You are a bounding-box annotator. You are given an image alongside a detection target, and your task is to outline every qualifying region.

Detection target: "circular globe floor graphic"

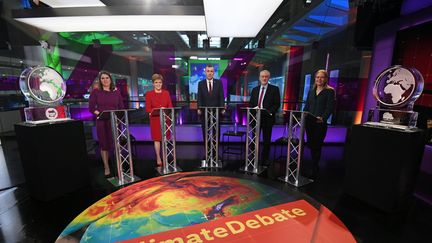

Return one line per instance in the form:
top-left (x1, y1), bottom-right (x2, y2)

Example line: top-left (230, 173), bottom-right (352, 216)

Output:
top-left (56, 172), bottom-right (355, 243)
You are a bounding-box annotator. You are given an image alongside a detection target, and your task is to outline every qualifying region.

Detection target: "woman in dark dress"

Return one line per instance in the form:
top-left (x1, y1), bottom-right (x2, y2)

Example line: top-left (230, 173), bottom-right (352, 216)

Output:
top-left (304, 69), bottom-right (336, 179)
top-left (89, 71), bottom-right (124, 177)
top-left (145, 74), bottom-right (173, 167)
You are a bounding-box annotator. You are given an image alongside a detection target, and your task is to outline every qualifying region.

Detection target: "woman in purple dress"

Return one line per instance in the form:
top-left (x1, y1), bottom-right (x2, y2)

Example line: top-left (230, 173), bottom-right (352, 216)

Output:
top-left (89, 71), bottom-right (124, 177)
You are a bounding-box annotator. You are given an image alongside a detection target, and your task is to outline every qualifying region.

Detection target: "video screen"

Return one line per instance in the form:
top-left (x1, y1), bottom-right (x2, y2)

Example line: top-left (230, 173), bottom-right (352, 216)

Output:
top-left (138, 78), bottom-right (153, 97)
top-left (188, 60), bottom-right (228, 101)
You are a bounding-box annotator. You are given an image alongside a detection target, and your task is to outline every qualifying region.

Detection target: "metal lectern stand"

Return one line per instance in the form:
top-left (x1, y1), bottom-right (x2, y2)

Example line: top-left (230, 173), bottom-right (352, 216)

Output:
top-left (99, 109), bottom-right (139, 186)
top-left (279, 110), bottom-right (314, 187)
top-left (153, 107), bottom-right (181, 175)
top-left (240, 107), bottom-right (265, 174)
top-left (200, 107), bottom-right (223, 168)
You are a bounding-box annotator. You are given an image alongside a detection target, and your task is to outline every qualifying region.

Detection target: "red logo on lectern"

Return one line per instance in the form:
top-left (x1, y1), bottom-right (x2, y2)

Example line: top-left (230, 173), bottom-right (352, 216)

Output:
top-left (45, 108), bottom-right (58, 119)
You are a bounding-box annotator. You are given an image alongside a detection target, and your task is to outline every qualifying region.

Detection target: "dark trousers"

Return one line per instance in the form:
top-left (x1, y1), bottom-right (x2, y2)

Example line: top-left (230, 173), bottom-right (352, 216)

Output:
top-left (305, 117), bottom-right (328, 170)
top-left (261, 124), bottom-right (273, 163)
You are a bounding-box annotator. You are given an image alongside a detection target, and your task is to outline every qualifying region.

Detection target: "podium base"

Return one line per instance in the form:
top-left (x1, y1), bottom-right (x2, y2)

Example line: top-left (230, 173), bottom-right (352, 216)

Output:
top-left (200, 160), bottom-right (222, 169)
top-left (156, 166), bottom-right (182, 175)
top-left (107, 175), bottom-right (141, 187)
top-left (278, 175), bottom-right (313, 187)
top-left (240, 165), bottom-right (266, 174)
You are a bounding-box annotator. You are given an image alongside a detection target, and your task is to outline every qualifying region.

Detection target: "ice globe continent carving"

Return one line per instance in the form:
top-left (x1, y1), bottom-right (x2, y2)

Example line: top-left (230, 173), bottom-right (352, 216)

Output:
top-left (383, 68), bottom-right (415, 104)
top-left (20, 66), bottom-right (66, 105)
top-left (373, 66), bottom-right (423, 108)
top-left (38, 69), bottom-right (64, 101)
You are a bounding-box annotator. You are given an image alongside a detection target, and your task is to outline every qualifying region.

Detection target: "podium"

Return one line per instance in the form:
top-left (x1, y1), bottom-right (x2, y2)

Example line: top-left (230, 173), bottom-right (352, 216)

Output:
top-left (153, 107), bottom-right (181, 175)
top-left (200, 107), bottom-right (223, 168)
top-left (99, 109), bottom-right (139, 186)
top-left (14, 120), bottom-right (89, 201)
top-left (279, 110), bottom-right (315, 187)
top-left (344, 125), bottom-right (425, 212)
top-left (240, 107), bottom-right (265, 174)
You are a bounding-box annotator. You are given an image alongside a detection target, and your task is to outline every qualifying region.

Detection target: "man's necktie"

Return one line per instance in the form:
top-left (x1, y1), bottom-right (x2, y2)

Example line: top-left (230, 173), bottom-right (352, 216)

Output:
top-left (209, 81), bottom-right (213, 95)
top-left (258, 87), bottom-right (265, 108)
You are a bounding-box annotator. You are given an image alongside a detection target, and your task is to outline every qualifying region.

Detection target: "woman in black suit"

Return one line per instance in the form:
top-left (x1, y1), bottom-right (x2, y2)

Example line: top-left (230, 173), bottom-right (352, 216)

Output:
top-left (304, 69), bottom-right (335, 179)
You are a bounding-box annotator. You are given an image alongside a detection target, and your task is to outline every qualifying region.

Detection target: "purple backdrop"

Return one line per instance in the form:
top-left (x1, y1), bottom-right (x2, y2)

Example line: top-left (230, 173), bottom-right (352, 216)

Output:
top-left (362, 4), bottom-right (432, 122)
top-left (92, 124), bottom-right (347, 143)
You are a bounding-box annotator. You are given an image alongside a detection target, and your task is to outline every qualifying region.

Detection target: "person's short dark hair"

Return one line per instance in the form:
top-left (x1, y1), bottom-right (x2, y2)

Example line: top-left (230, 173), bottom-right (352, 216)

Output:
top-left (98, 71), bottom-right (116, 91)
top-left (205, 64), bottom-right (214, 69)
top-left (151, 73), bottom-right (164, 83)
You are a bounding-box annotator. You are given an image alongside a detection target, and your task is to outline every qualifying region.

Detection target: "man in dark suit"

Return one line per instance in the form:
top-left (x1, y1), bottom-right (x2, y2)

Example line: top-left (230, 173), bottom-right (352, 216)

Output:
top-left (197, 64), bottom-right (225, 149)
top-left (197, 64), bottom-right (225, 109)
top-left (249, 70), bottom-right (281, 166)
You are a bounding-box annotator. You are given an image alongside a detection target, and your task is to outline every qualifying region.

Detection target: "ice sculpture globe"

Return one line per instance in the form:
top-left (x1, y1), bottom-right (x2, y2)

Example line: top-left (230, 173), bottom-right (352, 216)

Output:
top-left (20, 66), bottom-right (66, 106)
top-left (373, 66), bottom-right (423, 108)
top-left (368, 65), bottom-right (424, 128)
top-left (19, 66), bottom-right (69, 123)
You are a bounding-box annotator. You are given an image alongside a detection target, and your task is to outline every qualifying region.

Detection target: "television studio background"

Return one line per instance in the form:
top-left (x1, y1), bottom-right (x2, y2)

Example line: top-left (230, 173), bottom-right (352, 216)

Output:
top-left (0, 0), bottom-right (431, 242)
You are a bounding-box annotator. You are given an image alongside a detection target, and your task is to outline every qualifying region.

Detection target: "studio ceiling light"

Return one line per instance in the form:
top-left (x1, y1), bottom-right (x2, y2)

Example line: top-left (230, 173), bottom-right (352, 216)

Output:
top-left (13, 6), bottom-right (206, 32)
top-left (40, 0), bottom-right (105, 8)
top-left (203, 0), bottom-right (283, 37)
top-left (15, 15), bottom-right (206, 32)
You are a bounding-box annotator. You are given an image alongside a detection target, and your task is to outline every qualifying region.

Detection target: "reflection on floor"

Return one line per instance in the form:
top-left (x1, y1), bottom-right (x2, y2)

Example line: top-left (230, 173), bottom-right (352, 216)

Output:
top-left (0, 137), bottom-right (432, 242)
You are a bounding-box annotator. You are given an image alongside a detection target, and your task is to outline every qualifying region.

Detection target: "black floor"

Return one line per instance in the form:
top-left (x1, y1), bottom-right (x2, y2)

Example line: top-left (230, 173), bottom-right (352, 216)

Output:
top-left (1, 135), bottom-right (432, 243)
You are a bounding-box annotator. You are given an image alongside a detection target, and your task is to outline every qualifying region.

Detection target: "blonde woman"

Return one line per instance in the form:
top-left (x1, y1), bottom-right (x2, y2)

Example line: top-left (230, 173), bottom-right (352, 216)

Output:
top-left (303, 69), bottom-right (335, 179)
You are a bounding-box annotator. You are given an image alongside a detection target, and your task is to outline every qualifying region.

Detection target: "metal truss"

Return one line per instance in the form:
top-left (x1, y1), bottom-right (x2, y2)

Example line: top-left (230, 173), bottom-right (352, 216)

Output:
top-left (279, 111), bottom-right (312, 187)
top-left (201, 107), bottom-right (222, 168)
top-left (109, 109), bottom-right (139, 186)
top-left (241, 108), bottom-right (264, 174)
top-left (157, 108), bottom-right (181, 175)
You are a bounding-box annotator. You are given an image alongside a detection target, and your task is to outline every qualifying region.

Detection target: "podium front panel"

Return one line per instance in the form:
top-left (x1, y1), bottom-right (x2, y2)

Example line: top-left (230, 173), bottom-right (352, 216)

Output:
top-left (14, 120), bottom-right (90, 201)
top-left (344, 125), bottom-right (425, 212)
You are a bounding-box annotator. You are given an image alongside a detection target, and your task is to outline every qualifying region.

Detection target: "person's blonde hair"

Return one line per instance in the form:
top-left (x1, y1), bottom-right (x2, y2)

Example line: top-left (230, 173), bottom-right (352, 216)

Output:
top-left (151, 73), bottom-right (164, 83)
top-left (313, 69), bottom-right (333, 89)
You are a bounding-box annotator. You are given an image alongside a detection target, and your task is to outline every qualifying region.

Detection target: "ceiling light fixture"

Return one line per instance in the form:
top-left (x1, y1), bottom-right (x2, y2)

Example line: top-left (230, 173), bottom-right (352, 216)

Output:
top-left (203, 0), bottom-right (283, 37)
top-left (13, 6), bottom-right (206, 32)
top-left (40, 0), bottom-right (105, 8)
top-left (15, 15), bottom-right (206, 32)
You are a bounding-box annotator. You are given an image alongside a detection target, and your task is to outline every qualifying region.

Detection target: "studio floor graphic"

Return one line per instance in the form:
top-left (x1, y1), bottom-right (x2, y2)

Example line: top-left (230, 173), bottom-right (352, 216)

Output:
top-left (56, 172), bottom-right (355, 243)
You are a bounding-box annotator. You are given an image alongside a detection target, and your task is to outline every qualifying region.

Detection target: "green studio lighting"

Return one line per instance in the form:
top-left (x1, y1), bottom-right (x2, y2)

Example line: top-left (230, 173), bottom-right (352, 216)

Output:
top-left (59, 32), bottom-right (124, 45)
top-left (42, 41), bottom-right (62, 75)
